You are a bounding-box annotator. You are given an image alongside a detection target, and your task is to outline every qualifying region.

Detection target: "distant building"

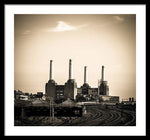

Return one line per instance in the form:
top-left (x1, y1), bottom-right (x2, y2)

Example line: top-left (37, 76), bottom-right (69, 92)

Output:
top-left (19, 95), bottom-right (28, 101)
top-left (55, 85), bottom-right (65, 102)
top-left (45, 60), bottom-right (57, 100)
top-left (45, 60), bottom-right (119, 104)
top-left (99, 81), bottom-right (109, 95)
top-left (64, 79), bottom-right (77, 100)
top-left (75, 65), bottom-right (119, 103)
top-left (45, 59), bottom-right (77, 102)
top-left (99, 95), bottom-right (119, 103)
top-left (77, 88), bottom-right (82, 94)
top-left (76, 65), bottom-right (111, 102)
top-left (88, 88), bottom-right (98, 96)
top-left (121, 97), bottom-right (136, 105)
top-left (81, 66), bottom-right (90, 95)
top-left (98, 66), bottom-right (109, 96)
top-left (14, 90), bottom-right (28, 100)
top-left (24, 93), bottom-right (29, 96)
top-left (45, 79), bottom-right (57, 100)
top-left (14, 90), bottom-right (20, 100)
top-left (37, 92), bottom-right (43, 98)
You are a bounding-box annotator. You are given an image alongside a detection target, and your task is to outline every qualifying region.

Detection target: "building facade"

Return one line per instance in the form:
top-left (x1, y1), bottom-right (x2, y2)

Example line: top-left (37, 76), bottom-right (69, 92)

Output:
top-left (45, 60), bottom-right (119, 103)
top-left (45, 59), bottom-right (77, 102)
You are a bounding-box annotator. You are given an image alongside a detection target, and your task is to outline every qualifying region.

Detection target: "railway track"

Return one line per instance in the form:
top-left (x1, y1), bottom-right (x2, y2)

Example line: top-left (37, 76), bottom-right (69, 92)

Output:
top-left (68, 106), bottom-right (108, 126)
top-left (123, 110), bottom-right (136, 126)
top-left (15, 105), bottom-right (136, 126)
top-left (115, 108), bottom-right (136, 126)
top-left (21, 116), bottom-right (47, 126)
top-left (101, 110), bottom-right (122, 126)
top-left (56, 106), bottom-right (136, 126)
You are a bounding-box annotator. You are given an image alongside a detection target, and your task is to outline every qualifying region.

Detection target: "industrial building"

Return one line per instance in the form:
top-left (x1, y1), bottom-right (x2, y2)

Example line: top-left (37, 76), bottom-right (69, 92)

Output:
top-left (45, 59), bottom-right (119, 103)
top-left (99, 95), bottom-right (119, 103)
top-left (81, 66), bottom-right (91, 95)
top-left (76, 65), bottom-right (118, 103)
top-left (121, 97), bottom-right (136, 105)
top-left (98, 66), bottom-right (109, 95)
top-left (77, 65), bottom-right (109, 96)
top-left (45, 60), bottom-right (57, 100)
top-left (77, 66), bottom-right (97, 95)
top-left (45, 59), bottom-right (77, 102)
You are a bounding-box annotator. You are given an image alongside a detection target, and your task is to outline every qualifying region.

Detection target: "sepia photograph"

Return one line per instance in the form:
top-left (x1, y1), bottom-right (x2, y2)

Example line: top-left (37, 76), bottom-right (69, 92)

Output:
top-left (5, 5), bottom-right (146, 136)
top-left (14, 14), bottom-right (136, 126)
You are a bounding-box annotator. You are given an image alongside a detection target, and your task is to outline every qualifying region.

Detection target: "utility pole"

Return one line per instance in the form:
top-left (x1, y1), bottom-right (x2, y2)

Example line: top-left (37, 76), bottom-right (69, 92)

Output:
top-left (52, 101), bottom-right (54, 121)
top-left (52, 97), bottom-right (55, 121)
top-left (49, 97), bottom-right (54, 124)
top-left (49, 97), bottom-right (51, 124)
top-left (21, 107), bottom-right (24, 125)
top-left (98, 79), bottom-right (100, 96)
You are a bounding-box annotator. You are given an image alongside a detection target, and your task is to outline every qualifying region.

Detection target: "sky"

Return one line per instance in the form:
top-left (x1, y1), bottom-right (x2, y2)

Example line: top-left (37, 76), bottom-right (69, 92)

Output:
top-left (14, 14), bottom-right (136, 100)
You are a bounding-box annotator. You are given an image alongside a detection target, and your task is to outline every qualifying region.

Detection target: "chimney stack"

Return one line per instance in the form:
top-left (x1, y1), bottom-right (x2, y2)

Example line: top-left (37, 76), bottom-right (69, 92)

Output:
top-left (84, 66), bottom-right (87, 84)
top-left (69, 59), bottom-right (72, 79)
top-left (50, 60), bottom-right (53, 80)
top-left (101, 65), bottom-right (104, 81)
top-left (131, 97), bottom-right (134, 102)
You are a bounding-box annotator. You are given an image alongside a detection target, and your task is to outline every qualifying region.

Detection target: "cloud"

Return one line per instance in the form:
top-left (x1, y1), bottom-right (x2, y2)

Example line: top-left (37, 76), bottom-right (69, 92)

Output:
top-left (46, 21), bottom-right (88, 32)
top-left (97, 16), bottom-right (125, 28)
top-left (113, 16), bottom-right (124, 22)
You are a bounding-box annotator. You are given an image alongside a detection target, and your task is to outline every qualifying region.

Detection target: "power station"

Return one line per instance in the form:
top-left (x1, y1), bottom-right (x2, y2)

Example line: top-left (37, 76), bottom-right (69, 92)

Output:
top-left (98, 65), bottom-right (109, 95)
top-left (45, 59), bottom-right (77, 103)
top-left (45, 59), bottom-right (119, 103)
